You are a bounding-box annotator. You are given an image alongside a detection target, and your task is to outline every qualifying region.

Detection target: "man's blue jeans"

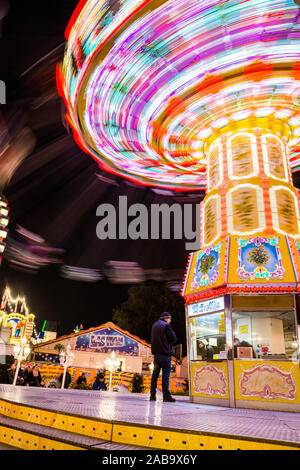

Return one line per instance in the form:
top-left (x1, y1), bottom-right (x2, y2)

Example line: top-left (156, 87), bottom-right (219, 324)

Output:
top-left (150, 354), bottom-right (172, 398)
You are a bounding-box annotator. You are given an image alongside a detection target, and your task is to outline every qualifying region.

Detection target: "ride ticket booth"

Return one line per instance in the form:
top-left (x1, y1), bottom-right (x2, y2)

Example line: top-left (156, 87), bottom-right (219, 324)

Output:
top-left (185, 292), bottom-right (300, 411)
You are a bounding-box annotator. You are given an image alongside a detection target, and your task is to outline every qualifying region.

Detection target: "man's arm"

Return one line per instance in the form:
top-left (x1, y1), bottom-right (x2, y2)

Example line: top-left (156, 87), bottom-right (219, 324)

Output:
top-left (165, 324), bottom-right (177, 344)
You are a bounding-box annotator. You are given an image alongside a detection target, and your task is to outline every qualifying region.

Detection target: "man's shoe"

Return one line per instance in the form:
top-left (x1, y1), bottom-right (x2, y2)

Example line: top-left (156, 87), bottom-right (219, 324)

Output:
top-left (149, 395), bottom-right (156, 401)
top-left (163, 396), bottom-right (176, 402)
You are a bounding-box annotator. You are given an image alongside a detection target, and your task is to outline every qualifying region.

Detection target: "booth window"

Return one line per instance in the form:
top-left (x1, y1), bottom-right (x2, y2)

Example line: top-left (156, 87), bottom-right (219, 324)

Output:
top-left (189, 312), bottom-right (226, 361)
top-left (232, 309), bottom-right (297, 360)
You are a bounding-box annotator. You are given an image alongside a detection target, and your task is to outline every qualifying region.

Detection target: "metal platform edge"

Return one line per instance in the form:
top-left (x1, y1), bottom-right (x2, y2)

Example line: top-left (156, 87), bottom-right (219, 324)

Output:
top-left (0, 397), bottom-right (299, 450)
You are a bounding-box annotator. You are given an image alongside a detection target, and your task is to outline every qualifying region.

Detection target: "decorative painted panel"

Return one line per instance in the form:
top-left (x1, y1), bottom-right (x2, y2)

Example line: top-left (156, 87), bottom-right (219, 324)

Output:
top-left (286, 236), bottom-right (300, 283)
top-left (35, 352), bottom-right (60, 364)
top-left (261, 134), bottom-right (288, 181)
top-left (4, 317), bottom-right (25, 339)
top-left (75, 327), bottom-right (139, 355)
top-left (2, 313), bottom-right (34, 344)
top-left (202, 195), bottom-right (221, 246)
top-left (237, 237), bottom-right (284, 282)
top-left (228, 235), bottom-right (296, 285)
top-left (208, 143), bottom-right (222, 191)
top-left (183, 239), bottom-right (228, 296)
top-left (227, 184), bottom-right (264, 234)
top-left (191, 243), bottom-right (221, 290)
top-left (190, 361), bottom-right (229, 399)
top-left (227, 133), bottom-right (258, 179)
top-left (234, 360), bottom-right (300, 403)
top-left (270, 187), bottom-right (300, 237)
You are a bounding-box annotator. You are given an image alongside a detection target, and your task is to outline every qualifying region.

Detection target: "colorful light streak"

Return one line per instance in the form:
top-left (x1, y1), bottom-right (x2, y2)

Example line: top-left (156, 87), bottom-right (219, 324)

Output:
top-left (59, 0), bottom-right (300, 190)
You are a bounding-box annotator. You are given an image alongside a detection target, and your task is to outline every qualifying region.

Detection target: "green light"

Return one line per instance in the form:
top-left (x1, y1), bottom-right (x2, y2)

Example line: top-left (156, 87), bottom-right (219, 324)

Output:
top-left (42, 320), bottom-right (47, 332)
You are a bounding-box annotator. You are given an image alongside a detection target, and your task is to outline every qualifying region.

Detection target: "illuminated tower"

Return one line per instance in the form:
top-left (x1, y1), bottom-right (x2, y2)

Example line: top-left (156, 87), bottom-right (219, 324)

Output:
top-left (183, 124), bottom-right (300, 300)
top-left (60, 0), bottom-right (300, 410)
top-left (0, 287), bottom-right (34, 345)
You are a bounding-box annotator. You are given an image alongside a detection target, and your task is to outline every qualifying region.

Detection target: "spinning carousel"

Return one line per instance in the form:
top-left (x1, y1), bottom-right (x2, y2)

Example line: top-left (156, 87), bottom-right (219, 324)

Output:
top-left (59, 0), bottom-right (300, 410)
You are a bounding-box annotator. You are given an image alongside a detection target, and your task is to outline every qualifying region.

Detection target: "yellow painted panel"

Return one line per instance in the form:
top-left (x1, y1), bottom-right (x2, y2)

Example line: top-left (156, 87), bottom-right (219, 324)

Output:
top-left (190, 361), bottom-right (229, 399)
top-left (287, 236), bottom-right (300, 282)
top-left (52, 412), bottom-right (111, 440)
top-left (234, 360), bottom-right (300, 403)
top-left (0, 399), bottom-right (112, 441)
top-left (0, 424), bottom-right (85, 450)
top-left (228, 234), bottom-right (296, 285)
top-left (112, 423), bottom-right (217, 450)
top-left (111, 423), bottom-right (299, 450)
top-left (183, 239), bottom-right (228, 296)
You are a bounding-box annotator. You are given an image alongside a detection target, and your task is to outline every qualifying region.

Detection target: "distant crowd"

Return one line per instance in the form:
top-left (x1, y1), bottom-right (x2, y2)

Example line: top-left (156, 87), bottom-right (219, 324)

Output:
top-left (0, 362), bottom-right (45, 387)
top-left (0, 359), bottom-right (108, 390)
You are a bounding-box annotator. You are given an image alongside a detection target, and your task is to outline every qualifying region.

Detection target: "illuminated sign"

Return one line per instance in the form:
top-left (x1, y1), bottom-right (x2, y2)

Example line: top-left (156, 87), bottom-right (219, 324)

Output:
top-left (187, 297), bottom-right (224, 317)
top-left (76, 327), bottom-right (139, 355)
top-left (89, 334), bottom-right (125, 349)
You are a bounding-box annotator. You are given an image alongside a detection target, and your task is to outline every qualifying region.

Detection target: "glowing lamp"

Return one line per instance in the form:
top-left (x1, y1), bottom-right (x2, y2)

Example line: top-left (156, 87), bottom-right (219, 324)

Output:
top-left (0, 218), bottom-right (8, 227)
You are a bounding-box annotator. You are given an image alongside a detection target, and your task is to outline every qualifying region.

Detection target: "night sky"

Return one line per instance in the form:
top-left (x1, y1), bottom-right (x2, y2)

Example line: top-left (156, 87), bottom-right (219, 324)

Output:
top-left (0, 0), bottom-right (203, 336)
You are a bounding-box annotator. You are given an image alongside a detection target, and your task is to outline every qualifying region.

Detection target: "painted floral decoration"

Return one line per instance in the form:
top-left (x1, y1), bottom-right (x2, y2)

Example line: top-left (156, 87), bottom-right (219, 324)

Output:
top-left (199, 254), bottom-right (216, 275)
top-left (247, 245), bottom-right (269, 266)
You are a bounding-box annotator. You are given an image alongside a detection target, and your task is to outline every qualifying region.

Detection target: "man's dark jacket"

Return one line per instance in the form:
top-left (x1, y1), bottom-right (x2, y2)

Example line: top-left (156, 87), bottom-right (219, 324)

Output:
top-left (151, 319), bottom-right (177, 356)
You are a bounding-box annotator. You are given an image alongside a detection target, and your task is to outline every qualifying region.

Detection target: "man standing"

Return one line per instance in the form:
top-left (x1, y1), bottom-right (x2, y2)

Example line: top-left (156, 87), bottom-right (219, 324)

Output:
top-left (150, 312), bottom-right (177, 402)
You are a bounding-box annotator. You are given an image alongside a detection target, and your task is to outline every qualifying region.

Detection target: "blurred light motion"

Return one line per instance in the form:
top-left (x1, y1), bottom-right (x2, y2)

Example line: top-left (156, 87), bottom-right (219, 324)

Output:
top-left (61, 265), bottom-right (103, 282)
top-left (0, 115), bottom-right (36, 191)
top-left (59, 262), bottom-right (183, 286)
top-left (21, 43), bottom-right (65, 110)
top-left (102, 260), bottom-right (183, 286)
top-left (0, 0), bottom-right (9, 38)
top-left (4, 225), bottom-right (64, 272)
top-left (152, 189), bottom-right (175, 196)
top-left (96, 173), bottom-right (120, 186)
top-left (103, 261), bottom-right (146, 284)
top-left (166, 280), bottom-right (182, 292)
top-left (59, 0), bottom-right (300, 190)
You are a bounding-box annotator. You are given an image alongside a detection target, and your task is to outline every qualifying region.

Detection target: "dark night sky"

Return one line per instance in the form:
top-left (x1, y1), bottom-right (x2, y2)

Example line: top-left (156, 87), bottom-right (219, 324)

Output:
top-left (0, 0), bottom-right (202, 336)
top-left (2, 1), bottom-right (300, 338)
